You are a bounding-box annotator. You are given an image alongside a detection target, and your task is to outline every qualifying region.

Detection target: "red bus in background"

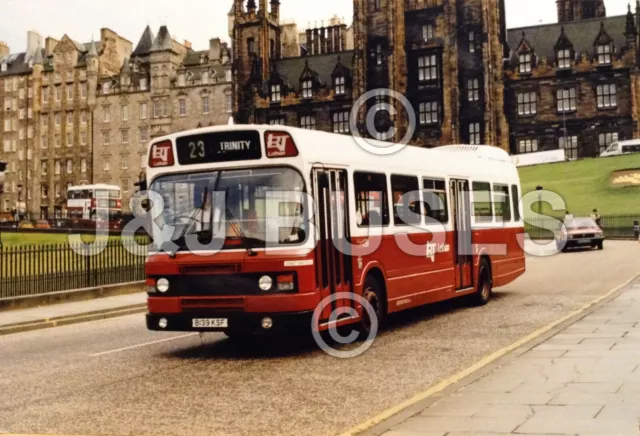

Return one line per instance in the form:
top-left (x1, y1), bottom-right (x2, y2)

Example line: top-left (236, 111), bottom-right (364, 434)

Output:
top-left (143, 125), bottom-right (525, 339)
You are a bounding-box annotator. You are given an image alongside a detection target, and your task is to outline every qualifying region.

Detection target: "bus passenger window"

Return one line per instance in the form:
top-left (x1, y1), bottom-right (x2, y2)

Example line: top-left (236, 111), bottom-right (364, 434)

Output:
top-left (354, 172), bottom-right (389, 227)
top-left (422, 179), bottom-right (448, 224)
top-left (472, 182), bottom-right (493, 222)
top-left (511, 185), bottom-right (520, 222)
top-left (492, 184), bottom-right (511, 222)
top-left (391, 175), bottom-right (421, 226)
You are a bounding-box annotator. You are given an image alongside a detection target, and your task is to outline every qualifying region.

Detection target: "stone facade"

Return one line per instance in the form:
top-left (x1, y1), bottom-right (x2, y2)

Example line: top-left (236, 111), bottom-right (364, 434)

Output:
top-left (505, 3), bottom-right (640, 158)
top-left (232, 0), bottom-right (509, 150)
top-left (93, 26), bottom-right (232, 211)
top-left (0, 26), bottom-right (231, 218)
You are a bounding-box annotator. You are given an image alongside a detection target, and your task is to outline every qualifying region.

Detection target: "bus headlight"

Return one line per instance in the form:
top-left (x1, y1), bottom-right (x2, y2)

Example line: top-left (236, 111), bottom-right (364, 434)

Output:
top-left (156, 278), bottom-right (170, 293)
top-left (258, 275), bottom-right (273, 291)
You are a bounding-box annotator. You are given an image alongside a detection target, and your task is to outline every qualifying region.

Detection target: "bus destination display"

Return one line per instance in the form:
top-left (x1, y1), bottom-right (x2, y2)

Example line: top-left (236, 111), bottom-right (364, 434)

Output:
top-left (176, 130), bottom-right (262, 165)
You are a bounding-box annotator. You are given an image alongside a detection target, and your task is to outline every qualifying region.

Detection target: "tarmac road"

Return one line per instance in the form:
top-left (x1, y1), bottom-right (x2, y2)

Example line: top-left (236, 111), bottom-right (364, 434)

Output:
top-left (0, 241), bottom-right (638, 436)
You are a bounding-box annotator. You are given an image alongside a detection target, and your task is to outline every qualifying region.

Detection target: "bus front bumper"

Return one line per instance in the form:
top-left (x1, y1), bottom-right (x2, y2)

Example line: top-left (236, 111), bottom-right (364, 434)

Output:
top-left (146, 311), bottom-right (314, 333)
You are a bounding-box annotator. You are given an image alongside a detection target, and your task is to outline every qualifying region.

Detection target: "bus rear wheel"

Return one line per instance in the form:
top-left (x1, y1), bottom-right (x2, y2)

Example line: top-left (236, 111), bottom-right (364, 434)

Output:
top-left (470, 259), bottom-right (492, 306)
top-left (358, 276), bottom-right (385, 340)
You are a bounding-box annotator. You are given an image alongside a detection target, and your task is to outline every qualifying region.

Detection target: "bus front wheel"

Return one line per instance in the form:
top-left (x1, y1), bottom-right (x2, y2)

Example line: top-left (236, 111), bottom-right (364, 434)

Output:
top-left (470, 259), bottom-right (492, 306)
top-left (358, 275), bottom-right (385, 340)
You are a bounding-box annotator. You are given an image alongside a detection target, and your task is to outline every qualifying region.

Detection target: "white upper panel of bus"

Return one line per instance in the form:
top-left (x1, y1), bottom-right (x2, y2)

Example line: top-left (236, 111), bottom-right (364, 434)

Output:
top-left (68, 184), bottom-right (121, 191)
top-left (147, 125), bottom-right (520, 184)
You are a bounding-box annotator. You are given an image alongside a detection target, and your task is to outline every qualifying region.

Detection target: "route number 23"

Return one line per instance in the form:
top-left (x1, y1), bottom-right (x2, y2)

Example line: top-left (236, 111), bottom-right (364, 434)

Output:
top-left (189, 141), bottom-right (205, 159)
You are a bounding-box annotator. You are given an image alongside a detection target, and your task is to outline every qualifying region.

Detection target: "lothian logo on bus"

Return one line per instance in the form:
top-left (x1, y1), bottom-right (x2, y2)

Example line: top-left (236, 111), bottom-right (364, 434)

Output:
top-left (266, 133), bottom-right (288, 156)
top-left (151, 144), bottom-right (172, 166)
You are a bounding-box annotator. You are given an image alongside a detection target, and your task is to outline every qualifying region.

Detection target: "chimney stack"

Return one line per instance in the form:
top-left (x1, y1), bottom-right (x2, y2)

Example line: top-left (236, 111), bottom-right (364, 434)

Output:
top-left (0, 42), bottom-right (9, 57)
top-left (210, 38), bottom-right (221, 62)
top-left (26, 31), bottom-right (42, 56)
top-left (184, 40), bottom-right (192, 50)
top-left (45, 37), bottom-right (59, 56)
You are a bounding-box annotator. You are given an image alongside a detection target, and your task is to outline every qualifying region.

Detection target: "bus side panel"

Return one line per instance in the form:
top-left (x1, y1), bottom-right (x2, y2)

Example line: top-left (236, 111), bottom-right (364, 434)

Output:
top-left (472, 226), bottom-right (526, 289)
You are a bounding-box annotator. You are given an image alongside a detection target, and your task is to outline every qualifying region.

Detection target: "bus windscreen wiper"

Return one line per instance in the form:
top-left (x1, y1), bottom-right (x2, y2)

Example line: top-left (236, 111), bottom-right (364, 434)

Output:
top-left (225, 207), bottom-right (259, 257)
top-left (167, 187), bottom-right (209, 257)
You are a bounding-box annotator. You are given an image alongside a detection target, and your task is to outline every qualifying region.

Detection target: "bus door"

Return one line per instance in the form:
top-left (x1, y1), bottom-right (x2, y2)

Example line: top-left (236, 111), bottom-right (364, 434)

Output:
top-left (312, 168), bottom-right (354, 324)
top-left (449, 179), bottom-right (473, 290)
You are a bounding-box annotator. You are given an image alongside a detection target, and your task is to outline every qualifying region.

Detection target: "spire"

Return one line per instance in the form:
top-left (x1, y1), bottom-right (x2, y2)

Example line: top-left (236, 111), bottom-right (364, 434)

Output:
top-left (87, 39), bottom-right (98, 57)
top-left (625, 3), bottom-right (637, 45)
top-left (247, 0), bottom-right (256, 12)
top-left (150, 25), bottom-right (173, 52)
top-left (133, 25), bottom-right (155, 56)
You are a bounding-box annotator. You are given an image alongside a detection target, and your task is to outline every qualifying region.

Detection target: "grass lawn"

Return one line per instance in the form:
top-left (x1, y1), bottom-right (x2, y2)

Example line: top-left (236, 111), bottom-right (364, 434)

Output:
top-left (0, 232), bottom-right (144, 247)
top-left (519, 154), bottom-right (640, 217)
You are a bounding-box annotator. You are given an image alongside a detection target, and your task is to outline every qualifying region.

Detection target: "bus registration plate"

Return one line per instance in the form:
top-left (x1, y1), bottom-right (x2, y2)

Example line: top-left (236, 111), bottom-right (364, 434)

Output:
top-left (192, 318), bottom-right (228, 328)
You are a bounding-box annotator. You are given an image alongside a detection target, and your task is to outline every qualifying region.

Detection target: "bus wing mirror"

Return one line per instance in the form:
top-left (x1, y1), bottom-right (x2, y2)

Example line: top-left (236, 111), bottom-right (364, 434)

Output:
top-left (140, 198), bottom-right (151, 212)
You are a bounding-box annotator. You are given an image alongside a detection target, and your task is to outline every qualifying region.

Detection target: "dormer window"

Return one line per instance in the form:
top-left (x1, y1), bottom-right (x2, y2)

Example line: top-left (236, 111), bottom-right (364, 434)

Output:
top-left (201, 71), bottom-right (209, 84)
top-left (301, 80), bottom-right (313, 99)
top-left (519, 53), bottom-right (532, 73)
top-left (557, 49), bottom-right (571, 69)
top-left (422, 24), bottom-right (434, 42)
top-left (1, 63), bottom-right (6, 72)
top-left (270, 84), bottom-right (281, 102)
top-left (225, 70), bottom-right (232, 82)
top-left (140, 78), bottom-right (147, 91)
top-left (178, 74), bottom-right (186, 87)
top-left (597, 44), bottom-right (612, 64)
top-left (335, 76), bottom-right (346, 95)
top-left (102, 82), bottom-right (111, 95)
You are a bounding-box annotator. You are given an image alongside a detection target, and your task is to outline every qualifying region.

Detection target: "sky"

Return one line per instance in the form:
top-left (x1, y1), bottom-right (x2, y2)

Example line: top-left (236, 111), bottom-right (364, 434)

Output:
top-left (0, 0), bottom-right (634, 53)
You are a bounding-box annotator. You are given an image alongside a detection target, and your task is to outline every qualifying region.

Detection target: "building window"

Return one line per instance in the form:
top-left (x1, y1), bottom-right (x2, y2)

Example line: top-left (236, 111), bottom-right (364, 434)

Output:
top-left (140, 78), bottom-right (147, 91)
top-left (469, 123), bottom-right (481, 145)
top-left (468, 78), bottom-right (480, 102)
top-left (201, 71), bottom-right (209, 85)
top-left (122, 158), bottom-right (128, 170)
top-left (66, 159), bottom-right (73, 174)
top-left (55, 135), bottom-right (60, 148)
top-left (557, 49), bottom-right (571, 68)
top-left (139, 128), bottom-right (149, 143)
top-left (422, 24), bottom-right (434, 42)
top-left (469, 31), bottom-right (475, 53)
top-left (269, 117), bottom-right (285, 126)
top-left (41, 161), bottom-right (47, 176)
top-left (54, 160), bottom-right (61, 175)
top-left (418, 55), bottom-right (438, 81)
top-left (55, 85), bottom-right (61, 101)
top-left (597, 84), bottom-right (617, 109)
top-left (597, 44), bottom-right (612, 64)
top-left (557, 88), bottom-right (577, 112)
top-left (67, 85), bottom-right (73, 101)
top-left (517, 92), bottom-right (537, 116)
top-left (153, 101), bottom-right (160, 118)
top-left (81, 82), bottom-right (87, 99)
top-left (226, 94), bottom-right (232, 113)
top-left (41, 185), bottom-right (48, 199)
top-left (81, 131), bottom-right (87, 145)
top-left (300, 115), bottom-right (316, 130)
top-left (140, 103), bottom-right (148, 119)
top-left (81, 111), bottom-right (87, 124)
top-left (102, 82), bottom-right (111, 95)
top-left (103, 107), bottom-right (110, 123)
top-left (270, 84), bottom-right (281, 102)
top-left (519, 53), bottom-right (532, 73)
top-left (162, 100), bottom-right (169, 117)
top-left (67, 133), bottom-right (73, 147)
top-left (333, 111), bottom-right (349, 133)
top-left (559, 135), bottom-right (578, 159)
top-left (178, 74), bottom-right (186, 87)
top-left (335, 76), bottom-right (346, 95)
top-left (122, 130), bottom-right (129, 144)
top-left (179, 98), bottom-right (186, 116)
top-left (247, 38), bottom-right (255, 55)
top-left (55, 113), bottom-right (61, 126)
top-left (3, 119), bottom-right (9, 132)
top-left (103, 131), bottom-right (110, 145)
top-left (419, 102), bottom-right (439, 125)
top-left (202, 96), bottom-right (210, 114)
top-left (376, 44), bottom-right (383, 65)
top-left (67, 111), bottom-right (73, 125)
top-left (121, 105), bottom-right (129, 121)
top-left (518, 138), bottom-right (538, 154)
top-left (302, 80), bottom-right (313, 99)
top-left (103, 161), bottom-right (110, 172)
top-left (43, 88), bottom-right (49, 104)
top-left (599, 132), bottom-right (618, 154)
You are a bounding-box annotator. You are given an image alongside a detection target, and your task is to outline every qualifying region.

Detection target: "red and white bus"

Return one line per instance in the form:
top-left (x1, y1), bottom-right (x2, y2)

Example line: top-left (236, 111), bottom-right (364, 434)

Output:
top-left (144, 125), bottom-right (525, 338)
top-left (66, 184), bottom-right (122, 220)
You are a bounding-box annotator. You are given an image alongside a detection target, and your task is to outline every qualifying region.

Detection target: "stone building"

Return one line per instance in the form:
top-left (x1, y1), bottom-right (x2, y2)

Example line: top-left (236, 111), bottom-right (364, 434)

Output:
top-left (93, 25), bottom-right (232, 210)
top-left (231, 0), bottom-right (510, 149)
top-left (505, 0), bottom-right (640, 158)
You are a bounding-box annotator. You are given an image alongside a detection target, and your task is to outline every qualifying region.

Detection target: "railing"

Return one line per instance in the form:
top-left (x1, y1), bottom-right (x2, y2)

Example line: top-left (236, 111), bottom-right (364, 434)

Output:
top-left (524, 215), bottom-right (640, 240)
top-left (0, 238), bottom-right (149, 299)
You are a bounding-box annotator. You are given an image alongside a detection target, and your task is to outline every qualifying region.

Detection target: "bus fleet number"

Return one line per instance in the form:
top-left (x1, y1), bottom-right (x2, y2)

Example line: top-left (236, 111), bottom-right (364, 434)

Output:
top-left (189, 141), bottom-right (206, 159)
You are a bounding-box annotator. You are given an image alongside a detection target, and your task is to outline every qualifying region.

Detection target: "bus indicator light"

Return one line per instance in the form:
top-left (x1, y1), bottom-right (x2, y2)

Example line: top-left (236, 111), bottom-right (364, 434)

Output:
top-left (265, 132), bottom-right (298, 158)
top-left (150, 141), bottom-right (175, 168)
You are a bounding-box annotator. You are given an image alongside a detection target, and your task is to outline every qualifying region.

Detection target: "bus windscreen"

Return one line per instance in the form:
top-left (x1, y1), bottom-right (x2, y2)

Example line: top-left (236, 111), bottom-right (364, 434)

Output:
top-left (175, 130), bottom-right (262, 165)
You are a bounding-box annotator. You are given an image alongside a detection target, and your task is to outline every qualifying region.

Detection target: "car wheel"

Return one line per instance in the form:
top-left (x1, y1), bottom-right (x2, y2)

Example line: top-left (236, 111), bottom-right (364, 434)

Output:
top-left (597, 242), bottom-right (604, 250)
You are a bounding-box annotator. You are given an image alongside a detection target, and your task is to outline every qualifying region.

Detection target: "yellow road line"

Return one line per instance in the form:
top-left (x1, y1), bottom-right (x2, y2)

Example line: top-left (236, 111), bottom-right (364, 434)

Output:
top-left (337, 273), bottom-right (640, 436)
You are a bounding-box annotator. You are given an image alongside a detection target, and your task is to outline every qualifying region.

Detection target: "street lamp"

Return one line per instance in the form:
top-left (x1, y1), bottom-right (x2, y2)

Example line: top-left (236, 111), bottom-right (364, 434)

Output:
top-left (536, 185), bottom-right (543, 216)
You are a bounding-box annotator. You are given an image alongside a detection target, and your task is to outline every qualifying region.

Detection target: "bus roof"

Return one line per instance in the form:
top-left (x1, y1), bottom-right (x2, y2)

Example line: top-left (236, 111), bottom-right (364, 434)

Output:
top-left (68, 184), bottom-right (121, 191)
top-left (148, 124), bottom-right (519, 183)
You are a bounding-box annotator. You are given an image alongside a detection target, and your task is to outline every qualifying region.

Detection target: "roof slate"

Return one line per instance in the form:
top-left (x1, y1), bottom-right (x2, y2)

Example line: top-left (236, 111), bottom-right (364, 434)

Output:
top-left (133, 26), bottom-right (155, 56)
top-left (507, 14), bottom-right (632, 61)
top-left (275, 51), bottom-right (354, 91)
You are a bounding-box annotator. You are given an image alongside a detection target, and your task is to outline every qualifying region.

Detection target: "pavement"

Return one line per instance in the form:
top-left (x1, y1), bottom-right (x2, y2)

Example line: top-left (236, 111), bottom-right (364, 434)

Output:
top-left (0, 241), bottom-right (637, 436)
top-left (0, 292), bottom-right (146, 335)
top-left (379, 276), bottom-right (640, 436)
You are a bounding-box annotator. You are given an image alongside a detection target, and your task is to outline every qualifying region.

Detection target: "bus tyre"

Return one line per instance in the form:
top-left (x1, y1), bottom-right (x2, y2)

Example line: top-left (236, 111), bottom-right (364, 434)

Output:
top-left (358, 276), bottom-right (385, 340)
top-left (470, 260), bottom-right (492, 307)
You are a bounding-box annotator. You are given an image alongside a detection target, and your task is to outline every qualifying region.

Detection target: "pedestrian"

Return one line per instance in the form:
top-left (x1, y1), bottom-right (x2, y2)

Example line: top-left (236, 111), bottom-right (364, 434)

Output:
top-left (564, 211), bottom-right (573, 220)
top-left (591, 208), bottom-right (602, 228)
